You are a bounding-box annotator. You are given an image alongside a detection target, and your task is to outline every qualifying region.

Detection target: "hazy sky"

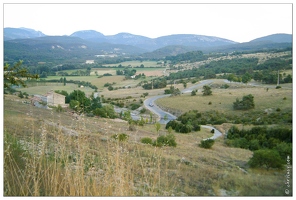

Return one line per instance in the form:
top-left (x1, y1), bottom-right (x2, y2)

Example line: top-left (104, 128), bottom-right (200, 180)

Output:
top-left (3, 3), bottom-right (293, 43)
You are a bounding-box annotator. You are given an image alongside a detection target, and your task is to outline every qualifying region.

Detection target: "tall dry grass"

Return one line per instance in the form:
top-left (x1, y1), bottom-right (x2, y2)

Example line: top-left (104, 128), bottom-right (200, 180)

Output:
top-left (3, 107), bottom-right (178, 196)
top-left (4, 96), bottom-right (291, 196)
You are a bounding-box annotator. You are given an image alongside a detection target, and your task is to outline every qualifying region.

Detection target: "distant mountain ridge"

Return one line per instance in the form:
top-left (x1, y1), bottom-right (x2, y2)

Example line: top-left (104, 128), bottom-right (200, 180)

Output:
top-left (4, 27), bottom-right (46, 40)
top-left (4, 27), bottom-right (292, 62)
top-left (4, 27), bottom-right (238, 51)
top-left (250, 33), bottom-right (292, 43)
top-left (70, 30), bottom-right (238, 51)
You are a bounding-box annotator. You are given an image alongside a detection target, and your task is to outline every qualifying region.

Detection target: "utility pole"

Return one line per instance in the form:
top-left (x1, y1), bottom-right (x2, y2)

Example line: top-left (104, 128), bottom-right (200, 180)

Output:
top-left (152, 79), bottom-right (153, 90)
top-left (277, 70), bottom-right (280, 86)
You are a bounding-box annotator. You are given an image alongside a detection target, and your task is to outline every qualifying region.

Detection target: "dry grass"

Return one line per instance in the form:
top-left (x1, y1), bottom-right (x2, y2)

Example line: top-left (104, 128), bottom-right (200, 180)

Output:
top-left (18, 83), bottom-right (94, 96)
top-left (4, 94), bottom-right (290, 196)
top-left (156, 80), bottom-right (292, 116)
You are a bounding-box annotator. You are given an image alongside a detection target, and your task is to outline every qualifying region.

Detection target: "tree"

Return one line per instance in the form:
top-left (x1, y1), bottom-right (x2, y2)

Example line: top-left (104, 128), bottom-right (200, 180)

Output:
top-left (202, 85), bottom-right (212, 96)
top-left (4, 60), bottom-right (39, 89)
top-left (248, 149), bottom-right (283, 169)
top-left (242, 72), bottom-right (252, 83)
top-left (155, 122), bottom-right (161, 135)
top-left (233, 94), bottom-right (255, 110)
top-left (69, 90), bottom-right (91, 112)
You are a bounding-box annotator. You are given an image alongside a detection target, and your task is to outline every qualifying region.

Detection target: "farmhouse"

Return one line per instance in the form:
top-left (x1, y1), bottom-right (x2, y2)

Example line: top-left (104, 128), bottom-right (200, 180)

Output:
top-left (31, 90), bottom-right (66, 108)
top-left (85, 60), bottom-right (94, 64)
top-left (45, 91), bottom-right (66, 107)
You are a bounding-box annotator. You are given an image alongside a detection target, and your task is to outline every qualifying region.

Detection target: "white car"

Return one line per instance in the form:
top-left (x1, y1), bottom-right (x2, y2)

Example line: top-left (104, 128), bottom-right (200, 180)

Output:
top-left (149, 103), bottom-right (154, 107)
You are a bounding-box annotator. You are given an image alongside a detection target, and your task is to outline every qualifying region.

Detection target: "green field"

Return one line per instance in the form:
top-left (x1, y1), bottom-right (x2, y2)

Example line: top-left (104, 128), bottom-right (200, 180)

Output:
top-left (105, 60), bottom-right (162, 67)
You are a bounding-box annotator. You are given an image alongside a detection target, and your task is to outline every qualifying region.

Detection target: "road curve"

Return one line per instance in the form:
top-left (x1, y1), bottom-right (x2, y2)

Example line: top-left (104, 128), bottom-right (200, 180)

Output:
top-left (144, 79), bottom-right (223, 139)
top-left (144, 79), bottom-right (214, 124)
top-left (144, 94), bottom-right (177, 124)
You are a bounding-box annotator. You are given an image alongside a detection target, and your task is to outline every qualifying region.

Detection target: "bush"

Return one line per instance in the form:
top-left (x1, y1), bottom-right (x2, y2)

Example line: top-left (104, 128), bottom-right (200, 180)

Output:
top-left (248, 149), bottom-right (283, 169)
top-left (199, 139), bottom-right (215, 149)
top-left (140, 108), bottom-right (147, 114)
top-left (93, 104), bottom-right (117, 119)
top-left (129, 103), bottom-right (141, 110)
top-left (111, 133), bottom-right (129, 141)
top-left (141, 137), bottom-right (153, 145)
top-left (55, 104), bottom-right (63, 113)
top-left (165, 120), bottom-right (179, 130)
top-left (202, 85), bottom-right (212, 96)
top-left (233, 94), bottom-right (255, 110)
top-left (153, 134), bottom-right (177, 147)
top-left (275, 85), bottom-right (281, 89)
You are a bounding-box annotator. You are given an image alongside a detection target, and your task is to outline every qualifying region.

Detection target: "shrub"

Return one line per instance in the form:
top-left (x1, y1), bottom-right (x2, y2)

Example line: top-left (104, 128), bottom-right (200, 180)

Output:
top-left (165, 120), bottom-right (179, 130)
top-left (202, 85), bottom-right (212, 96)
top-left (18, 91), bottom-right (24, 98)
top-left (199, 139), bottom-right (215, 149)
top-left (233, 94), bottom-right (255, 110)
top-left (248, 149), bottom-right (283, 169)
top-left (153, 134), bottom-right (177, 147)
top-left (141, 137), bottom-right (153, 145)
top-left (93, 104), bottom-right (117, 119)
top-left (221, 84), bottom-right (230, 89)
top-left (130, 103), bottom-right (141, 110)
top-left (108, 85), bottom-right (114, 91)
top-left (55, 104), bottom-right (63, 113)
top-left (275, 86), bottom-right (281, 89)
top-left (140, 108), bottom-right (147, 114)
top-left (111, 133), bottom-right (129, 141)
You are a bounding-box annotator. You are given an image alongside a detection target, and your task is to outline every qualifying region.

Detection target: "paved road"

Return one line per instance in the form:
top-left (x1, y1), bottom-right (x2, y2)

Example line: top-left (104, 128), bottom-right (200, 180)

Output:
top-left (144, 79), bottom-right (223, 139)
top-left (144, 78), bottom-right (290, 140)
top-left (144, 79), bottom-right (214, 124)
top-left (201, 125), bottom-right (222, 140)
top-left (144, 94), bottom-right (177, 124)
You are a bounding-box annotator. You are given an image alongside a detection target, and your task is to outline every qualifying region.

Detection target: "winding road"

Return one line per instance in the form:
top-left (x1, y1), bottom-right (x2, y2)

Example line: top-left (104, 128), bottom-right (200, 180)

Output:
top-left (144, 79), bottom-right (223, 139)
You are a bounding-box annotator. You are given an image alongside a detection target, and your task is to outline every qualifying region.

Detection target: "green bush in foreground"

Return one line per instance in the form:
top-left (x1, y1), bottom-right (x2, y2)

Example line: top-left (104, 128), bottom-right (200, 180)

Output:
top-left (154, 134), bottom-right (177, 147)
top-left (141, 134), bottom-right (177, 147)
top-left (141, 137), bottom-right (153, 145)
top-left (111, 133), bottom-right (129, 141)
top-left (248, 149), bottom-right (283, 169)
top-left (199, 139), bottom-right (215, 149)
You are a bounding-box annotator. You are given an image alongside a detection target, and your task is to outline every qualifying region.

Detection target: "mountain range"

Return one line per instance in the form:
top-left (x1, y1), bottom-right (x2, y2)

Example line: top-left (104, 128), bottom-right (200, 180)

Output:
top-left (4, 27), bottom-right (292, 62)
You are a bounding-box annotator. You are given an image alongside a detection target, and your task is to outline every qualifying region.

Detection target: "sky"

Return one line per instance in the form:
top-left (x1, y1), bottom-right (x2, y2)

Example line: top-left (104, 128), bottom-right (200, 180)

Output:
top-left (3, 2), bottom-right (293, 43)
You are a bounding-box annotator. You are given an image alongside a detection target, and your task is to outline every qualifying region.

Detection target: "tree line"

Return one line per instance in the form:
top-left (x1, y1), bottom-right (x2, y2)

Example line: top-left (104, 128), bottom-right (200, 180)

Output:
top-left (166, 55), bottom-right (292, 84)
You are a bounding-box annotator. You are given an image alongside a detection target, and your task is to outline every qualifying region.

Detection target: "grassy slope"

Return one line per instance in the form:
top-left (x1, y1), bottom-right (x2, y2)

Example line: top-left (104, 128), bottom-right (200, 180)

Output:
top-left (156, 80), bottom-right (292, 117)
top-left (3, 94), bottom-right (290, 196)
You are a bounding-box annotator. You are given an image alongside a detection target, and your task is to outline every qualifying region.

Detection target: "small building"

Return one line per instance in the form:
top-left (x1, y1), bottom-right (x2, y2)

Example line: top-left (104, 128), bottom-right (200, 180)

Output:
top-left (31, 90), bottom-right (66, 108)
top-left (44, 91), bottom-right (66, 107)
top-left (85, 60), bottom-right (94, 64)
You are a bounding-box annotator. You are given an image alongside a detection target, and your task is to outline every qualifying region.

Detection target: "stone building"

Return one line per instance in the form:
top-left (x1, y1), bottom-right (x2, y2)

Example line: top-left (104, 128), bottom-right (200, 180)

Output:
top-left (31, 90), bottom-right (66, 108)
top-left (44, 91), bottom-right (66, 107)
